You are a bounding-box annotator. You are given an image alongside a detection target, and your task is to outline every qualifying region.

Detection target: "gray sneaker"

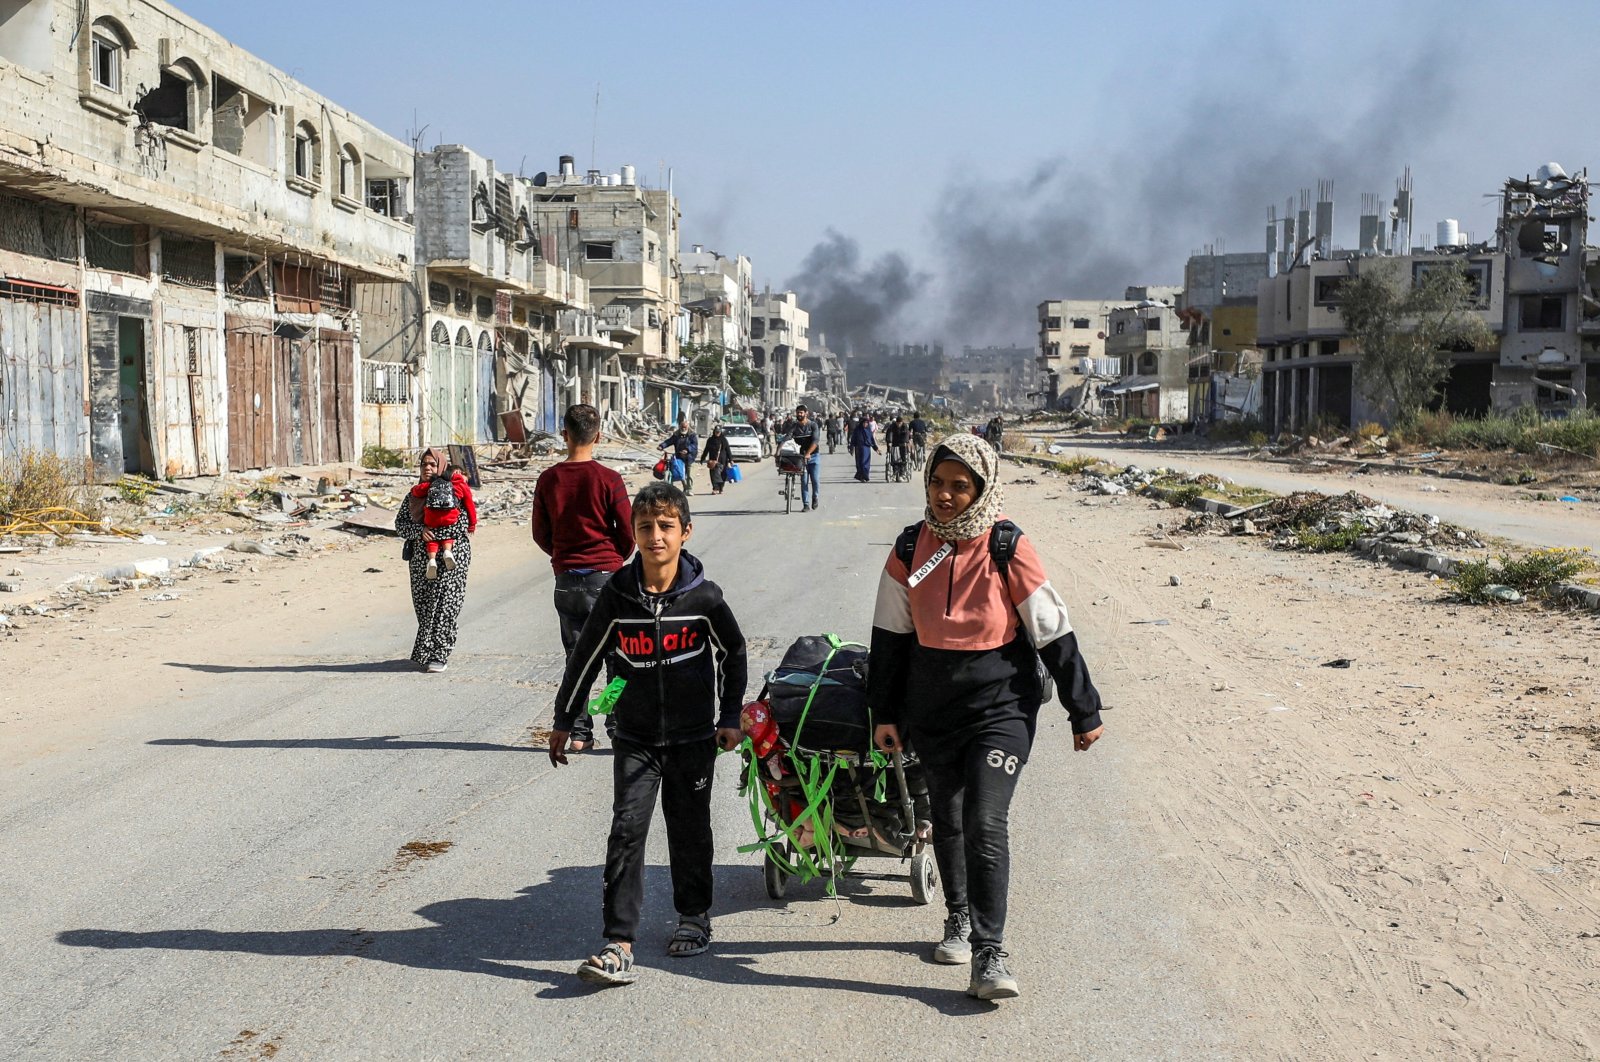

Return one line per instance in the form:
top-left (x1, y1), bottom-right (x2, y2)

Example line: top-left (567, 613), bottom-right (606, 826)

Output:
top-left (967, 945), bottom-right (1019, 1000)
top-left (933, 910), bottom-right (971, 965)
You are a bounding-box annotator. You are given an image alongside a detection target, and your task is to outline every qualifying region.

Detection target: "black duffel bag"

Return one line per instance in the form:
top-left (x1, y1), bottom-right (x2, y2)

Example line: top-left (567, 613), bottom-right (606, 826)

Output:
top-left (767, 634), bottom-right (871, 753)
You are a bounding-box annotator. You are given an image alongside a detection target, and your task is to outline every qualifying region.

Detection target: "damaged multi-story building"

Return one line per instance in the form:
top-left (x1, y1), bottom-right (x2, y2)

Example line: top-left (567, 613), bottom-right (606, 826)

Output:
top-left (0, 0), bottom-right (414, 478)
top-left (750, 290), bottom-right (809, 410)
top-left (1035, 299), bottom-right (1121, 406)
top-left (383, 144), bottom-right (595, 446)
top-left (1256, 165), bottom-right (1600, 432)
top-left (524, 156), bottom-right (683, 424)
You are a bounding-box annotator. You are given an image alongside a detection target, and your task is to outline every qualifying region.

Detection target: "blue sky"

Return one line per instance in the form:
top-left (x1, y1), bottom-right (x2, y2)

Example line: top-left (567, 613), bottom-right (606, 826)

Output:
top-left (182, 0), bottom-right (1600, 347)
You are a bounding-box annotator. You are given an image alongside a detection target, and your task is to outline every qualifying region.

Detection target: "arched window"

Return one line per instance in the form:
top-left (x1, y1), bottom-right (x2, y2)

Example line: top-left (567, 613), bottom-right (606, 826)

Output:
top-left (454, 327), bottom-right (472, 348)
top-left (338, 144), bottom-right (360, 198)
top-left (90, 17), bottom-right (133, 92)
top-left (293, 120), bottom-right (320, 181)
top-left (133, 57), bottom-right (205, 135)
top-left (477, 330), bottom-right (493, 351)
top-left (430, 321), bottom-right (450, 344)
top-left (1137, 352), bottom-right (1157, 375)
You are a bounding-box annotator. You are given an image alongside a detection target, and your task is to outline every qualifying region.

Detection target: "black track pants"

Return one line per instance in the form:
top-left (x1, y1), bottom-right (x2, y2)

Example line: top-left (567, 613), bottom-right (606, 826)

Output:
top-left (602, 737), bottom-right (717, 943)
top-left (922, 720), bottom-right (1029, 951)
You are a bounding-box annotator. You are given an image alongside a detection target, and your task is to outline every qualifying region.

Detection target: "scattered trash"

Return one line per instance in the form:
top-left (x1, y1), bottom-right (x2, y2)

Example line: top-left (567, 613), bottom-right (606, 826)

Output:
top-left (145, 592), bottom-right (181, 602)
top-left (103, 557), bottom-right (170, 580)
top-left (183, 547), bottom-right (226, 567)
top-left (1130, 619), bottom-right (1170, 626)
top-left (134, 534), bottom-right (167, 545)
top-left (228, 539), bottom-right (279, 557)
top-left (1322, 658), bottom-right (1353, 669)
top-left (1199, 597), bottom-right (1213, 609)
top-left (364, 567), bottom-right (383, 574)
top-left (0, 581), bottom-right (19, 593)
top-left (1270, 705), bottom-right (1292, 712)
top-left (1484, 584), bottom-right (1526, 604)
top-left (1145, 538), bottom-right (1189, 551)
top-left (1559, 496), bottom-right (1580, 504)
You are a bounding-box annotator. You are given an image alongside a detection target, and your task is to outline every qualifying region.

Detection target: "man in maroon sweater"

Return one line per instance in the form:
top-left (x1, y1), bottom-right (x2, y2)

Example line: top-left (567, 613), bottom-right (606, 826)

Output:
top-left (531, 404), bottom-right (635, 750)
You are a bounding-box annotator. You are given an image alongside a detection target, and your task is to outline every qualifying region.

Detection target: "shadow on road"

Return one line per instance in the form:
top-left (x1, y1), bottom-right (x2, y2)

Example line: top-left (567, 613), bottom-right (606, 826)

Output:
top-left (57, 864), bottom-right (986, 1013)
top-left (147, 735), bottom-right (544, 753)
top-left (166, 660), bottom-right (420, 675)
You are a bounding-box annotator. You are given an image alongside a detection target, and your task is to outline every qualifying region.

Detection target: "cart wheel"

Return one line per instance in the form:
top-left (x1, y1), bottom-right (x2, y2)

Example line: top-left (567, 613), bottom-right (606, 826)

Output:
top-left (910, 850), bottom-right (936, 905)
top-left (764, 849), bottom-right (790, 900)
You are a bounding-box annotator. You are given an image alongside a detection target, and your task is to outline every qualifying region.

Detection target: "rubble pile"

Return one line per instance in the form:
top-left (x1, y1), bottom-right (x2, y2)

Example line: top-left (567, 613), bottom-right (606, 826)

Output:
top-left (1176, 489), bottom-right (1484, 551)
top-left (1079, 464), bottom-right (1164, 496)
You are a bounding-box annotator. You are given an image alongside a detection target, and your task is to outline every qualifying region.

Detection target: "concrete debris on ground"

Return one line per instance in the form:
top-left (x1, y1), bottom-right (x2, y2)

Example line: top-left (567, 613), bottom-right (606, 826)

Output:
top-left (1175, 490), bottom-right (1485, 550)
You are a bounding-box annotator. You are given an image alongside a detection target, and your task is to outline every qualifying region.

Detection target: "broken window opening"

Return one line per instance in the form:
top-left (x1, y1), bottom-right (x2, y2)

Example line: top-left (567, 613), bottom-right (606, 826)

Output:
top-left (366, 177), bottom-right (400, 217)
top-left (1314, 275), bottom-right (1351, 307)
top-left (293, 121), bottom-right (320, 181)
top-left (475, 295), bottom-right (494, 319)
top-left (1043, 316), bottom-right (1062, 329)
top-left (1517, 218), bottom-right (1572, 259)
top-left (223, 254), bottom-right (268, 299)
top-left (212, 77), bottom-right (275, 166)
top-left (453, 288), bottom-right (471, 315)
top-left (427, 282), bottom-right (449, 308)
top-left (1520, 294), bottom-right (1565, 332)
top-left (749, 318), bottom-right (765, 339)
top-left (135, 69), bottom-right (192, 132)
top-left (1070, 317), bottom-right (1091, 329)
top-left (584, 242), bottom-right (614, 261)
top-left (1534, 371), bottom-right (1575, 411)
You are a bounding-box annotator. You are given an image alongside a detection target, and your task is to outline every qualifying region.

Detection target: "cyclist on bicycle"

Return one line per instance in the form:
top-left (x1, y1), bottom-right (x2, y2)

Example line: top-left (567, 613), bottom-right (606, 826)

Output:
top-left (885, 415), bottom-right (911, 481)
top-left (909, 410), bottom-right (930, 469)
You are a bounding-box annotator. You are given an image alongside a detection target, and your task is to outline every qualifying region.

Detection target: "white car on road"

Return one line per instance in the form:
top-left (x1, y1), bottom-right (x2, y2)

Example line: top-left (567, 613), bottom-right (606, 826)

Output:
top-left (720, 423), bottom-right (764, 462)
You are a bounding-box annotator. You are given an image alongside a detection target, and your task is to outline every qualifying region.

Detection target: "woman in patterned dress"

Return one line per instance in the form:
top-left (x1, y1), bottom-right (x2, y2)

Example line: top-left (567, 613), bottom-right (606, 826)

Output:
top-left (395, 447), bottom-right (474, 672)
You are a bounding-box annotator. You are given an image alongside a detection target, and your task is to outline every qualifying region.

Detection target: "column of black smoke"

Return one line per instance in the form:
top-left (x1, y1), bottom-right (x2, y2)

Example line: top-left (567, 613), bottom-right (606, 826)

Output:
top-left (789, 47), bottom-right (1456, 351)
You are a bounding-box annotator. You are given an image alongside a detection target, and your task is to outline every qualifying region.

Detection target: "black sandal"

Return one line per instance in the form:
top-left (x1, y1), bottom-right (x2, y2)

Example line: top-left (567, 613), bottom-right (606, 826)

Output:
top-left (575, 942), bottom-right (638, 985)
top-left (666, 915), bottom-right (711, 958)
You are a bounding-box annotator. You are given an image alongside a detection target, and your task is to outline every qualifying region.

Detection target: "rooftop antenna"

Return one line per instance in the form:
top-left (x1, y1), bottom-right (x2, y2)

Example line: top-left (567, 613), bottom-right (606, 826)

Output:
top-left (590, 84), bottom-right (600, 173)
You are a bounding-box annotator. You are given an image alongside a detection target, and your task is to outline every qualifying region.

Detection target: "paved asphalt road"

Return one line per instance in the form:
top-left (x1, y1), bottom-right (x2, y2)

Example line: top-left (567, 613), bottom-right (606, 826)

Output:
top-left (1, 453), bottom-right (1228, 1060)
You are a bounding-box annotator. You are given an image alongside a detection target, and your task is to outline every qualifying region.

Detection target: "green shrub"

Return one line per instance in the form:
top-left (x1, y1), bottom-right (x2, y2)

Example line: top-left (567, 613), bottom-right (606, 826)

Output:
top-left (1452, 547), bottom-right (1592, 604)
top-left (1294, 523), bottom-right (1365, 552)
top-left (1053, 455), bottom-right (1099, 475)
top-left (362, 444), bottom-right (410, 470)
top-left (1163, 484), bottom-right (1204, 507)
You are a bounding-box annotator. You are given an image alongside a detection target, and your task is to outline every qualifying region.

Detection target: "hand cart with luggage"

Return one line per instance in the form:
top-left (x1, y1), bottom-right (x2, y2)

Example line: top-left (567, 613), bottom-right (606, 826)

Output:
top-left (738, 634), bottom-right (936, 903)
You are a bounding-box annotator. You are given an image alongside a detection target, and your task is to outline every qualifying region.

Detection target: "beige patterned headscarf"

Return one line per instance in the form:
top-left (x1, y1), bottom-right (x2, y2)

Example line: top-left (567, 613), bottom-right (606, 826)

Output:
top-left (924, 433), bottom-right (1004, 542)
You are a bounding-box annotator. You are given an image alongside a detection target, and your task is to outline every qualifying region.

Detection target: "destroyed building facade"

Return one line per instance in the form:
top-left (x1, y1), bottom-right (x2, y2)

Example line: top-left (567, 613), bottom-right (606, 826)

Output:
top-left (1257, 165), bottom-right (1600, 433)
top-left (401, 144), bottom-right (594, 445)
top-left (750, 290), bottom-right (809, 410)
top-left (0, 0), bottom-right (413, 479)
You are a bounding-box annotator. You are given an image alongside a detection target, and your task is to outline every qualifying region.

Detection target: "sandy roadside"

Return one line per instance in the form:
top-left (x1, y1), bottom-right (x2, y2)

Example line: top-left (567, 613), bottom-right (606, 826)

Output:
top-left (1003, 473), bottom-right (1600, 1059)
top-left (0, 518), bottom-right (537, 770)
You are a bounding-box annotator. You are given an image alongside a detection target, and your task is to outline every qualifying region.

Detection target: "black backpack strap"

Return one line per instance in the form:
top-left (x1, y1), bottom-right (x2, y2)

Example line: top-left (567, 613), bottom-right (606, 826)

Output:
top-left (988, 519), bottom-right (1020, 580)
top-left (894, 521), bottom-right (924, 568)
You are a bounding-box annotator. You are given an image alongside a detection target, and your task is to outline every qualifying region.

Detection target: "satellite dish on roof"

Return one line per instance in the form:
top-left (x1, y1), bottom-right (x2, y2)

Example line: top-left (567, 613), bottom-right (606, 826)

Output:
top-left (532, 172), bottom-right (549, 187)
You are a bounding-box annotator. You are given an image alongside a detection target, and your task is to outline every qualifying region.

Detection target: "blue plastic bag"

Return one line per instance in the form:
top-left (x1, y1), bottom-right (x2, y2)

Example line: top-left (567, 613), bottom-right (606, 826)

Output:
top-left (668, 457), bottom-right (686, 483)
top-left (726, 463), bottom-right (742, 483)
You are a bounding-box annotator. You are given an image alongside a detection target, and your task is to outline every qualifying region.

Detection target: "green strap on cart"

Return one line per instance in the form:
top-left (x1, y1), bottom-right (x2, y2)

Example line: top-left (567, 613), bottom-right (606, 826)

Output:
top-left (738, 634), bottom-right (869, 894)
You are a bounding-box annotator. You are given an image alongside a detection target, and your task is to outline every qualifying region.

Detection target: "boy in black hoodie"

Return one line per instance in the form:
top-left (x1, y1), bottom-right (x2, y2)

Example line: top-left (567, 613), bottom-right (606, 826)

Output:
top-left (549, 481), bottom-right (747, 986)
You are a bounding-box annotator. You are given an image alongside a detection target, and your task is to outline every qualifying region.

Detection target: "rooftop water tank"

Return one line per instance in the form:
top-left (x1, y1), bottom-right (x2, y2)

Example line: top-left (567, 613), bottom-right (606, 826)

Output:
top-left (1436, 219), bottom-right (1460, 248)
